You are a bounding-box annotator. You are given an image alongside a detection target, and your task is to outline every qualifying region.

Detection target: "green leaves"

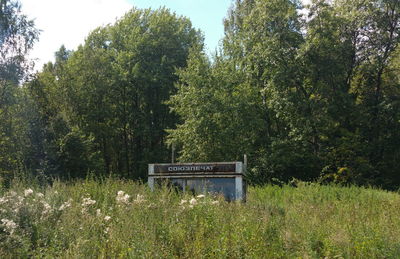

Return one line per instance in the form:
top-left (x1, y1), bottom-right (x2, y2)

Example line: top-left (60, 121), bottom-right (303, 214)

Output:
top-left (1, 1), bottom-right (399, 188)
top-left (22, 8), bottom-right (203, 179)
top-left (168, 0), bottom-right (400, 187)
top-left (0, 0), bottom-right (38, 185)
top-left (0, 0), bottom-right (39, 83)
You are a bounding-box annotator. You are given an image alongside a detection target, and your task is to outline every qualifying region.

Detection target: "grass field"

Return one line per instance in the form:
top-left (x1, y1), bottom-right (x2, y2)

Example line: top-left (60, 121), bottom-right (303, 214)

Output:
top-left (0, 178), bottom-right (399, 258)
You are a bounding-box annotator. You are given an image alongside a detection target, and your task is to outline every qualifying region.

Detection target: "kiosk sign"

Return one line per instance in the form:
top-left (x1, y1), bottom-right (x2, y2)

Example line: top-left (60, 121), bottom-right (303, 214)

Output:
top-left (153, 163), bottom-right (236, 174)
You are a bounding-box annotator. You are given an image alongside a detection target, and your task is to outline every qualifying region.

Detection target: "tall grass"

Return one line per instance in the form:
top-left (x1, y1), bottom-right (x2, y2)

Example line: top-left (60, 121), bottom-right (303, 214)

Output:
top-left (0, 179), bottom-right (399, 258)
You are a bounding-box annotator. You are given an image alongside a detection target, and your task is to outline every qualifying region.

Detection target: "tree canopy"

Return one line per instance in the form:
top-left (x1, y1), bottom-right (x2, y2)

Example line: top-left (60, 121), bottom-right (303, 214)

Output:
top-left (1, 0), bottom-right (400, 189)
top-left (168, 0), bottom-right (400, 187)
top-left (24, 7), bottom-right (202, 180)
top-left (0, 0), bottom-right (38, 185)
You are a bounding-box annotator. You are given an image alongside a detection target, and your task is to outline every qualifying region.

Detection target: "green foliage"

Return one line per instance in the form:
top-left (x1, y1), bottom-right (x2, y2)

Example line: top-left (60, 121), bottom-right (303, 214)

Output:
top-left (20, 8), bottom-right (202, 180)
top-left (0, 0), bottom-right (39, 82)
top-left (168, 0), bottom-right (400, 187)
top-left (58, 128), bottom-right (97, 179)
top-left (1, 0), bottom-right (400, 189)
top-left (1, 180), bottom-right (400, 257)
top-left (0, 0), bottom-right (38, 186)
top-left (60, 8), bottom-right (201, 179)
top-left (168, 46), bottom-right (265, 162)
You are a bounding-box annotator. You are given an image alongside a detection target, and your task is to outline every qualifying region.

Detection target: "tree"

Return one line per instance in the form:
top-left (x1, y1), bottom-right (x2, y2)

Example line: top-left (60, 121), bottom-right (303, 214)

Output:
top-left (27, 7), bottom-right (203, 179)
top-left (0, 0), bottom-right (38, 185)
top-left (0, 0), bottom-right (38, 83)
top-left (169, 0), bottom-right (311, 182)
top-left (169, 0), bottom-right (400, 187)
top-left (167, 45), bottom-right (265, 164)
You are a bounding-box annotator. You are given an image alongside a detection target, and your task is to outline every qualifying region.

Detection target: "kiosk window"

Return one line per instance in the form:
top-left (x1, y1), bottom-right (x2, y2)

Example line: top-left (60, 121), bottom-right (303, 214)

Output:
top-left (155, 178), bottom-right (236, 200)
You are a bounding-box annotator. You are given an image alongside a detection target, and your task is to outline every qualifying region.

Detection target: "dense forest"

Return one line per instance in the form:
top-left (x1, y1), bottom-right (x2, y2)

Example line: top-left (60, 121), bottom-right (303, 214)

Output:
top-left (1, 0), bottom-right (399, 189)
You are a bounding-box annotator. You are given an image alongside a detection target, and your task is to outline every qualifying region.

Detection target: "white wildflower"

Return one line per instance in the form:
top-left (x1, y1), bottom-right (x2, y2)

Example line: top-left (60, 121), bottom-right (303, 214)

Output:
top-left (147, 203), bottom-right (156, 209)
top-left (180, 199), bottom-right (187, 205)
top-left (189, 198), bottom-right (197, 206)
top-left (211, 200), bottom-right (219, 205)
top-left (116, 191), bottom-right (130, 204)
top-left (196, 194), bottom-right (205, 199)
top-left (36, 192), bottom-right (44, 198)
top-left (104, 215), bottom-right (111, 221)
top-left (82, 197), bottom-right (96, 207)
top-left (42, 202), bottom-right (52, 216)
top-left (96, 209), bottom-right (101, 216)
top-left (59, 199), bottom-right (72, 211)
top-left (0, 197), bottom-right (7, 204)
top-left (133, 194), bottom-right (146, 204)
top-left (24, 188), bottom-right (34, 197)
top-left (1, 219), bottom-right (18, 234)
top-left (104, 227), bottom-right (110, 234)
top-left (17, 196), bottom-right (24, 203)
top-left (81, 197), bottom-right (96, 214)
top-left (43, 202), bottom-right (51, 210)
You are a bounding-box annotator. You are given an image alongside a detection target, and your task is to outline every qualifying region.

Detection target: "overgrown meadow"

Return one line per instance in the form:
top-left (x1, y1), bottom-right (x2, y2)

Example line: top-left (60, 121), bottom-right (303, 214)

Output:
top-left (1, 179), bottom-right (400, 258)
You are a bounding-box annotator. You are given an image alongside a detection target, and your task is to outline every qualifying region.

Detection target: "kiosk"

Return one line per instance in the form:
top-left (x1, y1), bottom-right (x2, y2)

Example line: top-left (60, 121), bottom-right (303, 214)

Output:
top-left (148, 162), bottom-right (246, 201)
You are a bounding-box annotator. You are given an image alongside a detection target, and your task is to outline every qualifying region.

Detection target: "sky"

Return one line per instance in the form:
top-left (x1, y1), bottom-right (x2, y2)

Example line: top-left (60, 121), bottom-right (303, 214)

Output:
top-left (20, 0), bottom-right (232, 70)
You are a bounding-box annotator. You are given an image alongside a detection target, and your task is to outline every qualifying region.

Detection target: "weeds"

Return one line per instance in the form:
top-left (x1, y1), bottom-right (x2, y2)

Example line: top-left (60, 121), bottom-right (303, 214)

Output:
top-left (0, 179), bottom-right (399, 258)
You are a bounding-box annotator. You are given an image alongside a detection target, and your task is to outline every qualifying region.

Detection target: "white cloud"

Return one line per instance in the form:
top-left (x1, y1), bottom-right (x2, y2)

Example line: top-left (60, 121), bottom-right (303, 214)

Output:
top-left (21, 0), bottom-right (132, 70)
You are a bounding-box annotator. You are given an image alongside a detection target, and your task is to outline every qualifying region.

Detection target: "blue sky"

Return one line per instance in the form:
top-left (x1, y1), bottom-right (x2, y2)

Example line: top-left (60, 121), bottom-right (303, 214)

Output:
top-left (129, 0), bottom-right (232, 52)
top-left (21, 0), bottom-right (233, 70)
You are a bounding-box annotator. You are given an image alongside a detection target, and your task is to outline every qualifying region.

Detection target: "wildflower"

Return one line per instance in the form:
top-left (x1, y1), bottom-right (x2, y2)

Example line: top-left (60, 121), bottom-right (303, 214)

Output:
top-left (81, 197), bottom-right (96, 214)
top-left (1, 219), bottom-right (18, 234)
top-left (59, 199), bottom-right (72, 211)
top-left (211, 200), bottom-right (219, 205)
top-left (147, 203), bottom-right (156, 209)
top-left (24, 188), bottom-right (34, 197)
top-left (116, 191), bottom-right (130, 204)
top-left (189, 198), bottom-right (197, 206)
top-left (96, 209), bottom-right (101, 216)
top-left (14, 196), bottom-right (24, 213)
top-left (180, 199), bottom-right (187, 205)
top-left (104, 215), bottom-right (111, 221)
top-left (133, 194), bottom-right (146, 204)
top-left (82, 197), bottom-right (96, 207)
top-left (196, 194), bottom-right (205, 198)
top-left (36, 192), bottom-right (44, 198)
top-left (104, 227), bottom-right (110, 234)
top-left (0, 197), bottom-right (7, 204)
top-left (17, 196), bottom-right (24, 203)
top-left (42, 202), bottom-right (52, 216)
